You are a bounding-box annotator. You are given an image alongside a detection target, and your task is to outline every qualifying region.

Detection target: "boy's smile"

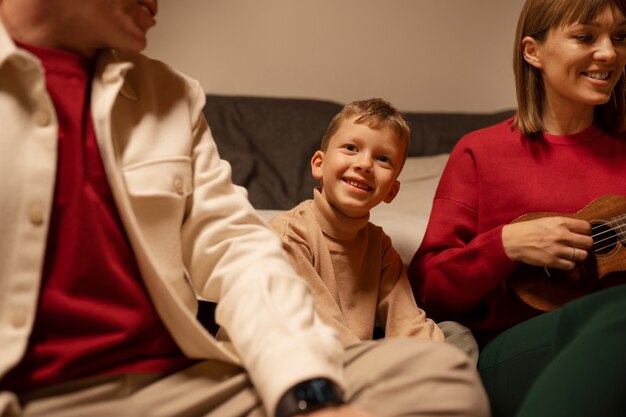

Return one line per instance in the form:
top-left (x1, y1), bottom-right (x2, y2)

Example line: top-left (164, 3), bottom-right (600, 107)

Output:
top-left (343, 177), bottom-right (373, 192)
top-left (311, 117), bottom-right (405, 218)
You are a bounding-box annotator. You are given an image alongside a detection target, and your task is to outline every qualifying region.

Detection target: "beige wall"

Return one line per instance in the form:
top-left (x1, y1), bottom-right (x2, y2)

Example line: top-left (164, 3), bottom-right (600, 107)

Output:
top-left (146, 0), bottom-right (526, 113)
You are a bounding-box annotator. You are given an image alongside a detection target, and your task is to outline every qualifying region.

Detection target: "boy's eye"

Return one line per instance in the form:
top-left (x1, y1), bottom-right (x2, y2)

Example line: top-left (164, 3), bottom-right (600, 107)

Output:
top-left (377, 155), bottom-right (391, 164)
top-left (345, 144), bottom-right (357, 152)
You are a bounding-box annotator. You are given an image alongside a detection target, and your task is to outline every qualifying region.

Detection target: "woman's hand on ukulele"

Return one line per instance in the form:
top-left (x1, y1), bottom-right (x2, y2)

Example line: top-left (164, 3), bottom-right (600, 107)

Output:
top-left (502, 216), bottom-right (593, 270)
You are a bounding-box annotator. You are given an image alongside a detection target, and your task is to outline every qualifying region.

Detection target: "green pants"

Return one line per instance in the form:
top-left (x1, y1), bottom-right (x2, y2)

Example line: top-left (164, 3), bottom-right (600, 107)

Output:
top-left (479, 284), bottom-right (626, 417)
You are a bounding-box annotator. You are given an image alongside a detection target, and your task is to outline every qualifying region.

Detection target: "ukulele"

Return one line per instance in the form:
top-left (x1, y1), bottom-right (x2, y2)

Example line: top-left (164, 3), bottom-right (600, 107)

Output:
top-left (508, 194), bottom-right (626, 311)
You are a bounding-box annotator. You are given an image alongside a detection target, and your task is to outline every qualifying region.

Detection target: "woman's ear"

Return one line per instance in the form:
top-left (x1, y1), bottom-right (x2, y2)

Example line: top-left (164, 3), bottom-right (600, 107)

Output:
top-left (522, 36), bottom-right (543, 69)
top-left (383, 180), bottom-right (400, 204)
top-left (311, 150), bottom-right (324, 181)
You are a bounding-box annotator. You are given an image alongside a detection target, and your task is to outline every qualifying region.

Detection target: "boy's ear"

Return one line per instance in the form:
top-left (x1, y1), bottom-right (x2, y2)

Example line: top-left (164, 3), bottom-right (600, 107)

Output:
top-left (311, 150), bottom-right (324, 180)
top-left (522, 36), bottom-right (542, 69)
top-left (383, 180), bottom-right (400, 204)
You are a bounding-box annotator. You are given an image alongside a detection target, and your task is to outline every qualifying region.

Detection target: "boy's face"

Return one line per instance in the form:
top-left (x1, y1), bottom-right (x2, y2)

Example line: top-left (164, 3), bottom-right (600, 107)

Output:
top-left (311, 117), bottom-right (405, 218)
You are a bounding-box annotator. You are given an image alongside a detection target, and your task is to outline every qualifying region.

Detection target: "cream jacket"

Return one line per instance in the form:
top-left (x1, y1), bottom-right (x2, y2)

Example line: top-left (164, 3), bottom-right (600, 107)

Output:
top-left (0, 23), bottom-right (342, 416)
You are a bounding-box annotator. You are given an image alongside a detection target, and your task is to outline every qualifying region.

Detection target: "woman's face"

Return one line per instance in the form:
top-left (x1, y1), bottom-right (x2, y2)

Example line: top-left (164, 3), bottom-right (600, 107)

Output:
top-left (524, 6), bottom-right (626, 113)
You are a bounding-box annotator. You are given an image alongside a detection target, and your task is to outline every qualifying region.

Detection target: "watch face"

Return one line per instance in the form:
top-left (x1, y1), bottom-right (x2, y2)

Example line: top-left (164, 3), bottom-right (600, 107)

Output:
top-left (297, 378), bottom-right (337, 404)
top-left (276, 378), bottom-right (344, 417)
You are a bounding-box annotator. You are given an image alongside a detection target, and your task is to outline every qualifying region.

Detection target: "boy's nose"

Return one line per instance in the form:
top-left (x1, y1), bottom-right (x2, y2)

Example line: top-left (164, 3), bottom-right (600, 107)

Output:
top-left (354, 157), bottom-right (373, 172)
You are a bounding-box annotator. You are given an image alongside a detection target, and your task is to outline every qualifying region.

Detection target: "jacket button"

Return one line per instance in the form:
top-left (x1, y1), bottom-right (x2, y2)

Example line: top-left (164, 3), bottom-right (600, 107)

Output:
top-left (27, 203), bottom-right (45, 225)
top-left (10, 308), bottom-right (28, 328)
top-left (173, 178), bottom-right (185, 195)
top-left (34, 110), bottom-right (51, 126)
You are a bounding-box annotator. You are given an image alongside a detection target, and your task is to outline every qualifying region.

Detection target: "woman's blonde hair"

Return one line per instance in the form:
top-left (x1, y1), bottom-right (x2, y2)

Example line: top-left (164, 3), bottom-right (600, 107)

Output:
top-left (513, 0), bottom-right (626, 137)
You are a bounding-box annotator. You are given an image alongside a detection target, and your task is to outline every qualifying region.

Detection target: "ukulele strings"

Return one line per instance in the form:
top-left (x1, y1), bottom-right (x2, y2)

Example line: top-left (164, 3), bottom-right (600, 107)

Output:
top-left (590, 216), bottom-right (626, 253)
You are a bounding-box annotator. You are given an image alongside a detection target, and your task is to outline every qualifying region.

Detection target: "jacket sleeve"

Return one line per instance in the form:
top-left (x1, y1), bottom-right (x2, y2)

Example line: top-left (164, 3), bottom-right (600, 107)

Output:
top-left (408, 140), bottom-right (518, 314)
top-left (377, 238), bottom-right (444, 342)
top-left (180, 84), bottom-right (344, 417)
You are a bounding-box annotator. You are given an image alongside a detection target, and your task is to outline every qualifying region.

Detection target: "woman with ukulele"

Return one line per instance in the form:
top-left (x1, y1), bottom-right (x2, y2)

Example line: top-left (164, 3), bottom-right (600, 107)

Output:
top-left (410, 0), bottom-right (626, 416)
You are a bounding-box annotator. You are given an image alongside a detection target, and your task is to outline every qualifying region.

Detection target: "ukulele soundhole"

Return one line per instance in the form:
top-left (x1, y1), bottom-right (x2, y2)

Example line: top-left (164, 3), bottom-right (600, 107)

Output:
top-left (591, 221), bottom-right (618, 255)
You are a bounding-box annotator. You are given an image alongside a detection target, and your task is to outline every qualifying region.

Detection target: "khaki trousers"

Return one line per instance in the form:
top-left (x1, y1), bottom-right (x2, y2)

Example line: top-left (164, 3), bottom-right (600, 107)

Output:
top-left (13, 338), bottom-right (489, 417)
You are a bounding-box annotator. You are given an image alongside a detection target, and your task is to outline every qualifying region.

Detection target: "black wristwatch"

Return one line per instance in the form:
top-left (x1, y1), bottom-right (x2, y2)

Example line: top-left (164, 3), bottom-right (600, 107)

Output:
top-left (275, 378), bottom-right (344, 417)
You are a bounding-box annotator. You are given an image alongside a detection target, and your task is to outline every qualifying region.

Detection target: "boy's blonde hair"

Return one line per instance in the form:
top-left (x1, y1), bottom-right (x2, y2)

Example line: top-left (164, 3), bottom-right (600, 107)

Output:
top-left (320, 98), bottom-right (411, 159)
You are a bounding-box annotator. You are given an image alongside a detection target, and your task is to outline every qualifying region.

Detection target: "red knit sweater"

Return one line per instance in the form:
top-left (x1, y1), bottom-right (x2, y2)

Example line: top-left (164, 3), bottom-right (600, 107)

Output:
top-left (409, 118), bottom-right (626, 343)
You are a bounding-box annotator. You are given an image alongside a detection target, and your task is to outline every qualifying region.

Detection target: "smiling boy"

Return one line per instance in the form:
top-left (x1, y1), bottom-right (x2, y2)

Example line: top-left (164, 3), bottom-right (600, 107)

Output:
top-left (270, 98), bottom-right (445, 346)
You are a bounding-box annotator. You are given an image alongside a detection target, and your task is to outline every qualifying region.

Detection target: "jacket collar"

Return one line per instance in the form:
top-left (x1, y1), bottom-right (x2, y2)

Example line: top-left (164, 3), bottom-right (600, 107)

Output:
top-left (0, 18), bottom-right (14, 61)
top-left (0, 17), bottom-right (138, 102)
top-left (95, 49), bottom-right (138, 101)
top-left (0, 17), bottom-right (27, 67)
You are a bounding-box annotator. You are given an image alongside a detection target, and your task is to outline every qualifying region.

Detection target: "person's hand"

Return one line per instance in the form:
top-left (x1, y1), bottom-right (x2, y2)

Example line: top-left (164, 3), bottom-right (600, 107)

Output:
top-left (301, 405), bottom-right (375, 417)
top-left (502, 216), bottom-right (593, 270)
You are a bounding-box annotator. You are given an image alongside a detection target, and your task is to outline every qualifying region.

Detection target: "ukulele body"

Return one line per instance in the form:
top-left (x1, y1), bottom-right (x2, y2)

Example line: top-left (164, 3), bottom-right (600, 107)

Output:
top-left (508, 194), bottom-right (626, 311)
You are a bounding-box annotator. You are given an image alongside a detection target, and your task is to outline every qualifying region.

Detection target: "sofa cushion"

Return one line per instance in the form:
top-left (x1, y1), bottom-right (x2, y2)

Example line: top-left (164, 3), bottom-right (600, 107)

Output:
top-left (370, 153), bottom-right (449, 263)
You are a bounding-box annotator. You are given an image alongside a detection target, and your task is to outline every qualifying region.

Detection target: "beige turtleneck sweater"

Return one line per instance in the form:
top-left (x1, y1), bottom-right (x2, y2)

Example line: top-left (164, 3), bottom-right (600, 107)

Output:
top-left (270, 189), bottom-right (444, 347)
